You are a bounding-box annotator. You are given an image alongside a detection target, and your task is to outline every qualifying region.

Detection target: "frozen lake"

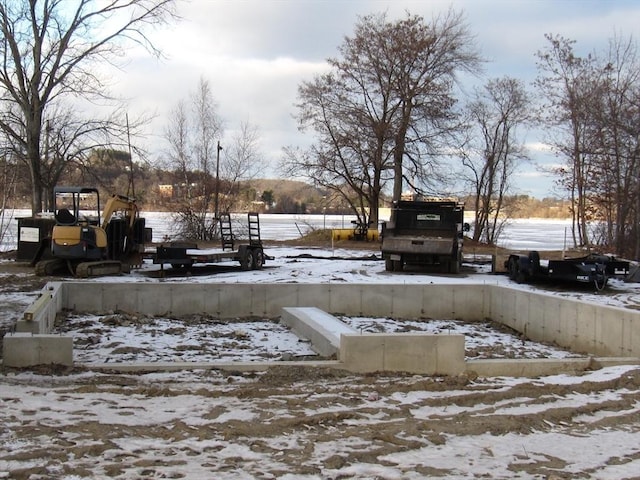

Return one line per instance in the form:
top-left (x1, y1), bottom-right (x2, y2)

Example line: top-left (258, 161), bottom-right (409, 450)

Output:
top-left (1, 209), bottom-right (573, 252)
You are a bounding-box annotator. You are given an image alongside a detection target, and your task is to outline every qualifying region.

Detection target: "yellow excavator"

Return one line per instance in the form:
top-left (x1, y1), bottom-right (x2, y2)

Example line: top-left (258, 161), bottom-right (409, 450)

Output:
top-left (35, 186), bottom-right (151, 277)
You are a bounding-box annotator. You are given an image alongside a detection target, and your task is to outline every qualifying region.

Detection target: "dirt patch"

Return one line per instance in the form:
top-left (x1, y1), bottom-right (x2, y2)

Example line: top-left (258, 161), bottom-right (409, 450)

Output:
top-left (1, 365), bottom-right (639, 478)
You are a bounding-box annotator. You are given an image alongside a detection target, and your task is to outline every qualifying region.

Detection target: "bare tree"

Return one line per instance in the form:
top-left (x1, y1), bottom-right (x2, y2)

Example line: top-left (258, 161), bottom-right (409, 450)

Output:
top-left (164, 78), bottom-right (223, 241)
top-left (536, 33), bottom-right (640, 257)
top-left (35, 103), bottom-right (151, 210)
top-left (535, 34), bottom-right (601, 249)
top-left (0, 0), bottom-right (175, 214)
top-left (219, 121), bottom-right (264, 211)
top-left (460, 77), bottom-right (531, 244)
top-left (588, 35), bottom-right (640, 258)
top-left (0, 148), bottom-right (19, 248)
top-left (283, 10), bottom-right (481, 226)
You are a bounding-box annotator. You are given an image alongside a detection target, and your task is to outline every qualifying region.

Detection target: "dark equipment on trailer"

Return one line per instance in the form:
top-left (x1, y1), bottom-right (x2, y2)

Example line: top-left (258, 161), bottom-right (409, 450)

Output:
top-left (505, 251), bottom-right (630, 290)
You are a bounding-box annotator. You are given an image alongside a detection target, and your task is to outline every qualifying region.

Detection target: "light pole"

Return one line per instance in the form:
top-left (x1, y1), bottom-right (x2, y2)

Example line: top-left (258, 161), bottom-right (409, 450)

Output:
top-left (215, 141), bottom-right (222, 219)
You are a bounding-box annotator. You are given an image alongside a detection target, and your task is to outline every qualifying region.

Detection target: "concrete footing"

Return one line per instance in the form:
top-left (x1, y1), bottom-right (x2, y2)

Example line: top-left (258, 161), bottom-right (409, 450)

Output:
top-left (341, 332), bottom-right (465, 375)
top-left (3, 333), bottom-right (73, 367)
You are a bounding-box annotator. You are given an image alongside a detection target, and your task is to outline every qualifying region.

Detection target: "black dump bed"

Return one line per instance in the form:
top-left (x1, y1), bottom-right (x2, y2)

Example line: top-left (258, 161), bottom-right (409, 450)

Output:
top-left (391, 200), bottom-right (464, 235)
top-left (381, 200), bottom-right (467, 273)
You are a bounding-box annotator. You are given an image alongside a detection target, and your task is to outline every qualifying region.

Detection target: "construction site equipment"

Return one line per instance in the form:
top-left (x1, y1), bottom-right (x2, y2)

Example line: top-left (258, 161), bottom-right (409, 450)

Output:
top-left (505, 251), bottom-right (630, 290)
top-left (331, 220), bottom-right (379, 242)
top-left (152, 212), bottom-right (268, 274)
top-left (381, 200), bottom-right (469, 273)
top-left (34, 186), bottom-right (150, 277)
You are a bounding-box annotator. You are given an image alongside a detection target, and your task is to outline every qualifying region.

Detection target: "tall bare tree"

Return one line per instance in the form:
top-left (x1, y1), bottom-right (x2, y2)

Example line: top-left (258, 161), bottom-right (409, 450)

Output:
top-left (219, 121), bottom-right (264, 210)
top-left (283, 10), bottom-right (481, 226)
top-left (536, 33), bottom-right (640, 257)
top-left (164, 78), bottom-right (223, 241)
top-left (588, 35), bottom-right (640, 258)
top-left (535, 34), bottom-right (601, 249)
top-left (164, 78), bottom-right (263, 241)
top-left (460, 77), bottom-right (531, 244)
top-left (0, 0), bottom-right (175, 214)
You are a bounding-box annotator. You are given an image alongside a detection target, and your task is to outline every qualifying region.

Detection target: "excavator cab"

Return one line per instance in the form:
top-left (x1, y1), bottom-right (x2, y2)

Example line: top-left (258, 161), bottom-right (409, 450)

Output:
top-left (50, 187), bottom-right (108, 262)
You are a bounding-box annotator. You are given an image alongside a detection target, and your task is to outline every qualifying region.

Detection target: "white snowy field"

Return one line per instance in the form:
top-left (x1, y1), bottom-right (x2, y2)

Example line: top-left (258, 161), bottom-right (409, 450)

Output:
top-left (2, 209), bottom-right (574, 250)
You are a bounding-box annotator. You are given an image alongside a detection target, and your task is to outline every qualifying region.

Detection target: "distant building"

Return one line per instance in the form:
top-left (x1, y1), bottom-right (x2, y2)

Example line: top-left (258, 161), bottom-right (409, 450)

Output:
top-left (158, 185), bottom-right (173, 198)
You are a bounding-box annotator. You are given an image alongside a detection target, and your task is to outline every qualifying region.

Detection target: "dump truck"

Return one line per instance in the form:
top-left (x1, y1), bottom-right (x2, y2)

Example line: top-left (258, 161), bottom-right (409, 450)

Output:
top-left (381, 199), bottom-right (469, 273)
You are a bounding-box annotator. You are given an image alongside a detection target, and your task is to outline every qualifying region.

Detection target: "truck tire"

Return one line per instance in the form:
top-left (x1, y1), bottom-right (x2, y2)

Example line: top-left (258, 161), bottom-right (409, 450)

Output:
top-left (450, 257), bottom-right (460, 274)
top-left (508, 257), bottom-right (517, 281)
top-left (385, 258), bottom-right (394, 272)
top-left (448, 249), bottom-right (462, 274)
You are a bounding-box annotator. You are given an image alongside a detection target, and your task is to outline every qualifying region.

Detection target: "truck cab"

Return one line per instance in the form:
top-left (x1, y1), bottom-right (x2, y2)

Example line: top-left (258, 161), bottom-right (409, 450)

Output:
top-left (381, 200), bottom-right (469, 273)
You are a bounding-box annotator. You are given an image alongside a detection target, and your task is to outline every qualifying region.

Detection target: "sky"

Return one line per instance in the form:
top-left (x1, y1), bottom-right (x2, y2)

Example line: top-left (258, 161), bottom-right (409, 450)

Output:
top-left (106, 0), bottom-right (640, 198)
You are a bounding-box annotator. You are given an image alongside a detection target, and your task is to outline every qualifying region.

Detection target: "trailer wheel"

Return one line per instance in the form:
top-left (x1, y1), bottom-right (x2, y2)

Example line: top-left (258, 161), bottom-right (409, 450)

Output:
top-left (385, 259), bottom-right (394, 271)
top-left (508, 256), bottom-right (529, 284)
top-left (508, 257), bottom-right (517, 280)
top-left (508, 256), bottom-right (526, 283)
top-left (252, 248), bottom-right (264, 270)
top-left (528, 251), bottom-right (540, 275)
top-left (241, 248), bottom-right (254, 271)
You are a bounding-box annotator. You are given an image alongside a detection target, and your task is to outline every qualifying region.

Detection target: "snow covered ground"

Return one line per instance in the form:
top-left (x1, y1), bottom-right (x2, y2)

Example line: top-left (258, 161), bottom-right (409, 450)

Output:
top-left (1, 215), bottom-right (640, 479)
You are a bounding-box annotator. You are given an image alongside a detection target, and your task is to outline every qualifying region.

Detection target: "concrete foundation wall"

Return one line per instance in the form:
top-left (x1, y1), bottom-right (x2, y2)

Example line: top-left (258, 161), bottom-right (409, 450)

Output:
top-left (62, 282), bottom-right (491, 320)
top-left (16, 282), bottom-right (63, 334)
top-left (281, 307), bottom-right (356, 357)
top-left (60, 282), bottom-right (640, 358)
top-left (488, 285), bottom-right (639, 357)
top-left (7, 280), bottom-right (640, 371)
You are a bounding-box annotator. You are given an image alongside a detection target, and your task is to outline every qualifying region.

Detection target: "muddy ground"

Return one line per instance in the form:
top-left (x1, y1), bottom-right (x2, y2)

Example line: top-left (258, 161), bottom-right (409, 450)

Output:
top-left (1, 247), bottom-right (640, 478)
top-left (2, 363), bottom-right (640, 478)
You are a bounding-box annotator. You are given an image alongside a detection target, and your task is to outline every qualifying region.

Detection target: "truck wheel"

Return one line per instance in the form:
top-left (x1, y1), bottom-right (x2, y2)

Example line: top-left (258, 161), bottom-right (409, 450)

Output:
top-left (450, 257), bottom-right (460, 274)
top-left (385, 259), bottom-right (394, 271)
top-left (393, 260), bottom-right (403, 272)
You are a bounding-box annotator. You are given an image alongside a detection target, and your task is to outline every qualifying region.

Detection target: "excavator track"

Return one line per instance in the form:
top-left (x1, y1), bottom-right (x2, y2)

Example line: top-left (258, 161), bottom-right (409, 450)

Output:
top-left (75, 261), bottom-right (124, 278)
top-left (34, 259), bottom-right (67, 276)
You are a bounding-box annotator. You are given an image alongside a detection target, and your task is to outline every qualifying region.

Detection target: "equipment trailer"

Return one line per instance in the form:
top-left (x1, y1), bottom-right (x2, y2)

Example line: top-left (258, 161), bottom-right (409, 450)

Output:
top-left (505, 251), bottom-right (630, 289)
top-left (153, 213), bottom-right (268, 274)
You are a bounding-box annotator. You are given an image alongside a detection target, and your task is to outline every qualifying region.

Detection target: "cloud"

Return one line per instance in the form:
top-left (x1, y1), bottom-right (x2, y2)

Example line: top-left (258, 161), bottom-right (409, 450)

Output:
top-left (100, 0), bottom-right (640, 195)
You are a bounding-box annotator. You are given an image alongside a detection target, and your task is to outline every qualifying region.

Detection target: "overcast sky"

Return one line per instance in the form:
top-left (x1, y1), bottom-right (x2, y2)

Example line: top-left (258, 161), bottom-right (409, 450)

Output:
top-left (109, 0), bottom-right (640, 198)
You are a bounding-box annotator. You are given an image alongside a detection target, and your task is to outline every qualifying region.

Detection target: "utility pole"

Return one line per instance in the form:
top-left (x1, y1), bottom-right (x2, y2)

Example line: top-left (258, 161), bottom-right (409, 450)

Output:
top-left (215, 141), bottom-right (222, 219)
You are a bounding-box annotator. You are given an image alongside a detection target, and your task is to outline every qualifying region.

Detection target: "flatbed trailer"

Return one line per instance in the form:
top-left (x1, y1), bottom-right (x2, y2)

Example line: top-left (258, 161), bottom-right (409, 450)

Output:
top-left (505, 251), bottom-right (630, 289)
top-left (152, 212), bottom-right (269, 274)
